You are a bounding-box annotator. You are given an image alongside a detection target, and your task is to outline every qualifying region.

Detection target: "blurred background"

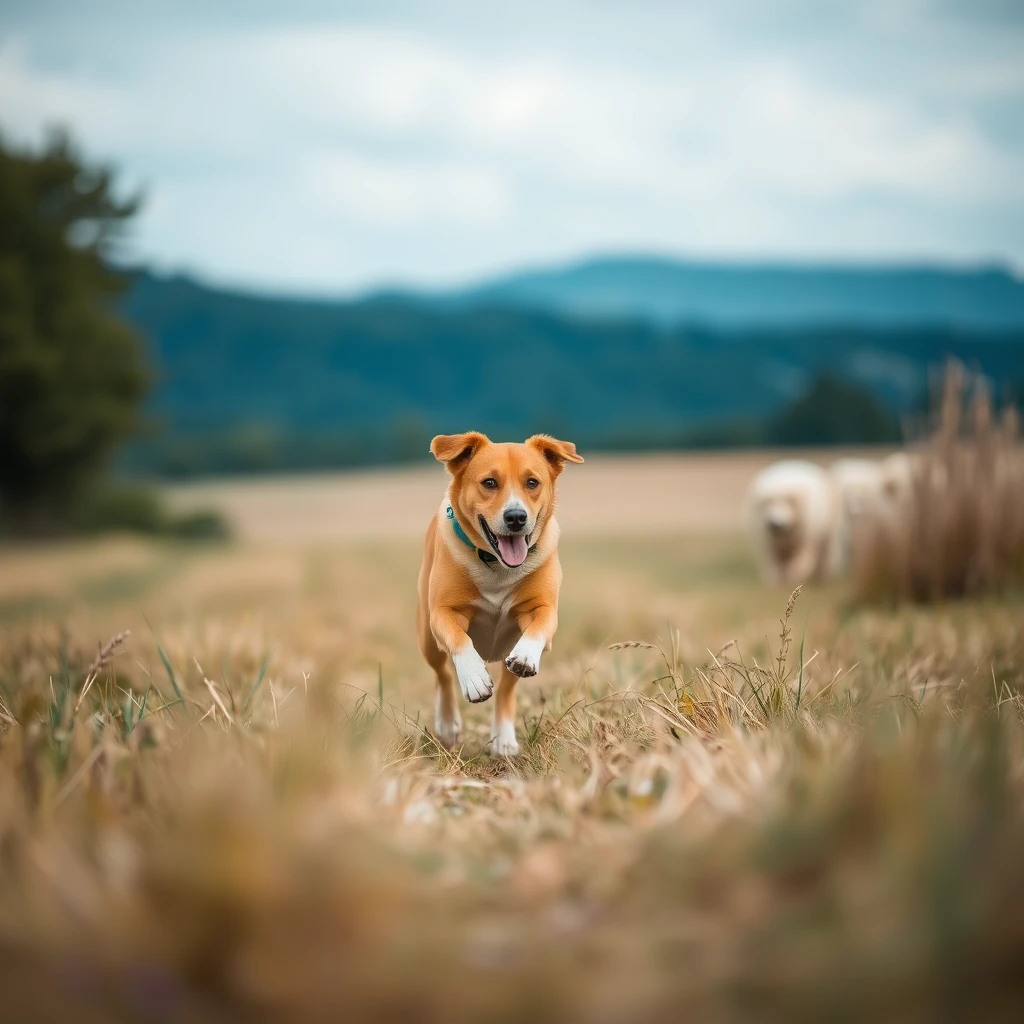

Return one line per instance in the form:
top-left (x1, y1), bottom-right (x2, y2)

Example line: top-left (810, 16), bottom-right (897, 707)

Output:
top-left (2, 0), bottom-right (1023, 538)
top-left (4, 7), bottom-right (1024, 1019)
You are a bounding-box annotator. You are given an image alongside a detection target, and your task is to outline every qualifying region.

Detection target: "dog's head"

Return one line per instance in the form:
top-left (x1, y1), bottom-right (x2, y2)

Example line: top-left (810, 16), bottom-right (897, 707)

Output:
top-left (431, 431), bottom-right (583, 568)
top-left (756, 494), bottom-right (805, 561)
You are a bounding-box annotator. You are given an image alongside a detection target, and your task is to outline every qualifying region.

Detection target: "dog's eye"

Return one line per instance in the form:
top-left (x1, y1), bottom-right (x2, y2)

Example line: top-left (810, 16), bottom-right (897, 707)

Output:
top-left (526, 477), bottom-right (540, 490)
top-left (482, 478), bottom-right (498, 490)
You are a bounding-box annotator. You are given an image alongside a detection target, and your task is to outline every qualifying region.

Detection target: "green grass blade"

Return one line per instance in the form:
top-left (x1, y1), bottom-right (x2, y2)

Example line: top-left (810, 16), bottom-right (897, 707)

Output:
top-left (138, 684), bottom-right (151, 721)
top-left (741, 664), bottom-right (769, 720)
top-left (243, 652), bottom-right (274, 713)
top-left (732, 645), bottom-right (769, 720)
top-left (155, 642), bottom-right (184, 703)
top-left (122, 689), bottom-right (135, 736)
top-left (794, 627), bottom-right (806, 711)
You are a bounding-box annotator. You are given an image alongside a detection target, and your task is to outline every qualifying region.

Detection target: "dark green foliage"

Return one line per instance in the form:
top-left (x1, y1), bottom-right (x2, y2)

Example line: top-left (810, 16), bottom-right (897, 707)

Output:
top-left (767, 374), bottom-right (903, 445)
top-left (72, 482), bottom-right (164, 533)
top-left (0, 131), bottom-right (149, 526)
top-left (71, 481), bottom-right (230, 541)
top-left (166, 509), bottom-right (231, 541)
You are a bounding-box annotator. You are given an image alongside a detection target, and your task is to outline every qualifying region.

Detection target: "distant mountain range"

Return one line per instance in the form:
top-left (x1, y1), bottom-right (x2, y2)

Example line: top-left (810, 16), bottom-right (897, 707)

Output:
top-left (119, 258), bottom-right (1024, 476)
top-left (438, 255), bottom-right (1024, 330)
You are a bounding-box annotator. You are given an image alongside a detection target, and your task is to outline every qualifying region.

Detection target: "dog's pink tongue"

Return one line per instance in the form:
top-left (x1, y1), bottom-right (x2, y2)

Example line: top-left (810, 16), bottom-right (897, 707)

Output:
top-left (496, 533), bottom-right (528, 566)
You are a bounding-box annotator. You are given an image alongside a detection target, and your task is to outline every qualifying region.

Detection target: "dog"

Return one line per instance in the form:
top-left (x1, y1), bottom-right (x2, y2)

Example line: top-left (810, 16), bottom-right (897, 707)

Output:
top-left (746, 459), bottom-right (839, 585)
top-left (417, 432), bottom-right (583, 755)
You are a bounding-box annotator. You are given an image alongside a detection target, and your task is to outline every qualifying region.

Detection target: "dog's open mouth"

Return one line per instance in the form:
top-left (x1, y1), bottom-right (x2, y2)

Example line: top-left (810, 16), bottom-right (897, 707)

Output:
top-left (479, 517), bottom-right (531, 568)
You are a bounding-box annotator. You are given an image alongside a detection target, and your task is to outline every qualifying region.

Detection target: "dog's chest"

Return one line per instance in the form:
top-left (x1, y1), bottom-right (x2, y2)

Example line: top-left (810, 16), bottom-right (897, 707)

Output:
top-left (467, 585), bottom-right (520, 663)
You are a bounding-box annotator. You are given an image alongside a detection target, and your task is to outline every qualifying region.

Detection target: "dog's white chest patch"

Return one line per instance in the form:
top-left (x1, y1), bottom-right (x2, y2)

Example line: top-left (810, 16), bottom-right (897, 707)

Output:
top-left (467, 588), bottom-right (520, 663)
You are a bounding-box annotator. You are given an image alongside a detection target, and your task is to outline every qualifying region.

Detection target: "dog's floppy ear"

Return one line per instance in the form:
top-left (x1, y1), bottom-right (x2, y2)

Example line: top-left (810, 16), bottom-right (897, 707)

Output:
top-left (430, 431), bottom-right (489, 473)
top-left (526, 434), bottom-right (584, 475)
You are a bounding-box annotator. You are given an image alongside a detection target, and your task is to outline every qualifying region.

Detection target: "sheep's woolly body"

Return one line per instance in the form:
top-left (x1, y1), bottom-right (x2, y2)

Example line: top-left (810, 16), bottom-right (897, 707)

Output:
top-left (746, 460), bottom-right (839, 585)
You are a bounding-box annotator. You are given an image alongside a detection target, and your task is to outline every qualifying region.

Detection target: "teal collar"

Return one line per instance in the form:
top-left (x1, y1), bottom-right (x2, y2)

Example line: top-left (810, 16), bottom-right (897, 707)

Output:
top-left (446, 505), bottom-right (536, 568)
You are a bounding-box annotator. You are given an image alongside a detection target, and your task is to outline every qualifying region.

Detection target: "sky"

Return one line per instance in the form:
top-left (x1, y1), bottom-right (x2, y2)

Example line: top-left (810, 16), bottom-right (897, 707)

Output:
top-left (2, 0), bottom-right (1023, 295)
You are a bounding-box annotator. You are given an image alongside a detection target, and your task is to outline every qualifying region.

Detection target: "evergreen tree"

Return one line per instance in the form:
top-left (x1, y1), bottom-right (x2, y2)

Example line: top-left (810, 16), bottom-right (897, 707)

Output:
top-left (0, 131), bottom-right (148, 528)
top-left (768, 374), bottom-right (901, 446)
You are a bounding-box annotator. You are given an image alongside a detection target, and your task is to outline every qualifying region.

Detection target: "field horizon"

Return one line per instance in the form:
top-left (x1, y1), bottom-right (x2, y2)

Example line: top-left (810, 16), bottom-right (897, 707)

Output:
top-left (161, 447), bottom-right (898, 543)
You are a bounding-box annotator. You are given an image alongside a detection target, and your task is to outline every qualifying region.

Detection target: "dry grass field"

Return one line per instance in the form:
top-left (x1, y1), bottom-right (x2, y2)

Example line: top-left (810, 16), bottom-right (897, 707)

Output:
top-left (2, 450), bottom-right (1023, 1022)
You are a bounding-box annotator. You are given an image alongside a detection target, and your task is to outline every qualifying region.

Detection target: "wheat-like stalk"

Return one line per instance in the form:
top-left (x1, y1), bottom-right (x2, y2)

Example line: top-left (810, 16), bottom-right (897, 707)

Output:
top-left (608, 641), bottom-right (659, 651)
top-left (776, 587), bottom-right (802, 681)
top-left (856, 361), bottom-right (1024, 602)
top-left (75, 630), bottom-right (131, 712)
top-left (710, 639), bottom-right (737, 663)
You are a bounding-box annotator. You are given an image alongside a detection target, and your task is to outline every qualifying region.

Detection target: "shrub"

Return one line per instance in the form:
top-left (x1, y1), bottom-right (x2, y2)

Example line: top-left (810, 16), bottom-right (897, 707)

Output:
top-left (71, 482), bottom-right (230, 541)
top-left (165, 508), bottom-right (232, 541)
top-left (768, 373), bottom-right (902, 446)
top-left (856, 362), bottom-right (1024, 602)
top-left (72, 483), bottom-right (165, 534)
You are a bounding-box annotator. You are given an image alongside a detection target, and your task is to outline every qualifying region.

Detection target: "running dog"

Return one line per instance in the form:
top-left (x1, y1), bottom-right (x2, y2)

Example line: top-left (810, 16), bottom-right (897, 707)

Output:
top-left (417, 432), bottom-right (583, 755)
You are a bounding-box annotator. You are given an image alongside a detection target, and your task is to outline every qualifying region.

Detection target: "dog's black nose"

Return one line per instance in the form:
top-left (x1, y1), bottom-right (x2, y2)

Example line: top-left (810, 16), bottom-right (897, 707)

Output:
top-left (503, 508), bottom-right (528, 532)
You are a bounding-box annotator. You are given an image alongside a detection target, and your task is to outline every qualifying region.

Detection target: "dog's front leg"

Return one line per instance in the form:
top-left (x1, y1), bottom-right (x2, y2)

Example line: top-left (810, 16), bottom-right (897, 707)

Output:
top-left (430, 606), bottom-right (493, 703)
top-left (487, 603), bottom-right (557, 757)
top-left (505, 603), bottom-right (557, 679)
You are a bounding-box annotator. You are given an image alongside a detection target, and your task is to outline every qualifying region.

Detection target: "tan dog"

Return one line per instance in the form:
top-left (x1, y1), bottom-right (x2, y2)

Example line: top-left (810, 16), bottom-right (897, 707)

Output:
top-left (417, 432), bottom-right (583, 755)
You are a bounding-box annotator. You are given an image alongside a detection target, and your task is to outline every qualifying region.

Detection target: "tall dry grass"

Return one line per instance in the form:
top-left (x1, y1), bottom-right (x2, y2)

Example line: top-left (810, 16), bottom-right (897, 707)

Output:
top-left (856, 362), bottom-right (1024, 603)
top-left (2, 585), bottom-right (1024, 1020)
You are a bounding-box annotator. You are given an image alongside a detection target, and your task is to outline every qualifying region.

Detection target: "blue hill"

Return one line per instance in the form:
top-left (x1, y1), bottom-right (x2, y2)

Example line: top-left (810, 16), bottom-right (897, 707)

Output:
top-left (445, 255), bottom-right (1024, 330)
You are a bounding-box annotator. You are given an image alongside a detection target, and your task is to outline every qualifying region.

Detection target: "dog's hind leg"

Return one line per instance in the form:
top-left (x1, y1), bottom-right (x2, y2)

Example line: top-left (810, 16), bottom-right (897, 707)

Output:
top-left (421, 638), bottom-right (458, 745)
top-left (489, 663), bottom-right (520, 757)
top-left (419, 611), bottom-right (462, 749)
top-left (425, 654), bottom-right (461, 750)
top-left (432, 656), bottom-right (462, 750)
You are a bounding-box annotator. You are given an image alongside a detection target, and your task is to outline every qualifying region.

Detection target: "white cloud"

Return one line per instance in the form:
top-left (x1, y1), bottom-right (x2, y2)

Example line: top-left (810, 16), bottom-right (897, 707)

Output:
top-left (0, 5), bottom-right (1022, 292)
top-left (304, 152), bottom-right (509, 226)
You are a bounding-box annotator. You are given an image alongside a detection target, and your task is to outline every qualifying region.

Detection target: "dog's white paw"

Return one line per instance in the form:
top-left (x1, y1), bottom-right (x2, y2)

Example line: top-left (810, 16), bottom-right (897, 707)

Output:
top-left (505, 634), bottom-right (544, 678)
top-left (489, 719), bottom-right (520, 757)
top-left (434, 695), bottom-right (462, 749)
top-left (453, 649), bottom-right (493, 703)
